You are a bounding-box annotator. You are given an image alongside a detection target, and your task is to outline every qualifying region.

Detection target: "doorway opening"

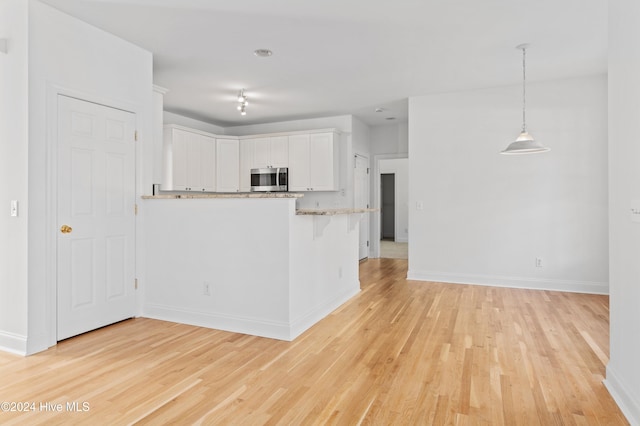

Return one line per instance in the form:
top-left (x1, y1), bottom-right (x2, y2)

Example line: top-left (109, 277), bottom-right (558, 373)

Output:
top-left (381, 173), bottom-right (395, 240)
top-left (379, 172), bottom-right (408, 259)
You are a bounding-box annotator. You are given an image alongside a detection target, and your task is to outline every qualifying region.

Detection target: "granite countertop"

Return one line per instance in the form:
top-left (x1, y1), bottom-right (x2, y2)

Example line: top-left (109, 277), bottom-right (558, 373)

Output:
top-left (295, 208), bottom-right (379, 215)
top-left (142, 193), bottom-right (304, 199)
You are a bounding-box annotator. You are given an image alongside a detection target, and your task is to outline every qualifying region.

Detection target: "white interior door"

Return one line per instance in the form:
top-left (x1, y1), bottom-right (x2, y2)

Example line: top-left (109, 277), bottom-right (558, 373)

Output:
top-left (57, 95), bottom-right (136, 341)
top-left (354, 154), bottom-right (370, 260)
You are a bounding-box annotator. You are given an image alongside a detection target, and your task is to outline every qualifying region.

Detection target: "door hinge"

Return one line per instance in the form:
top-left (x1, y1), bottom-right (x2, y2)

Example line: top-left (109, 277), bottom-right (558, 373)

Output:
top-left (367, 167), bottom-right (370, 174)
top-left (134, 278), bottom-right (138, 289)
top-left (367, 240), bottom-right (370, 247)
top-left (134, 204), bottom-right (138, 215)
top-left (134, 130), bottom-right (138, 141)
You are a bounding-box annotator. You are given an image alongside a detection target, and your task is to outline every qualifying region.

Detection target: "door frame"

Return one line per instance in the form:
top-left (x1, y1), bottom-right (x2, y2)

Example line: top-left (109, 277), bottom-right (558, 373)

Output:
top-left (353, 153), bottom-right (370, 260)
top-left (44, 83), bottom-right (141, 349)
top-left (371, 153), bottom-right (408, 258)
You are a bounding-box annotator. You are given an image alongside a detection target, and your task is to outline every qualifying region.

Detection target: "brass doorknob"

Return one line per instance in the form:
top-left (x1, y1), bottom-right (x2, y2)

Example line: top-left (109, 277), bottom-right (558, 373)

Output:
top-left (60, 225), bottom-right (73, 234)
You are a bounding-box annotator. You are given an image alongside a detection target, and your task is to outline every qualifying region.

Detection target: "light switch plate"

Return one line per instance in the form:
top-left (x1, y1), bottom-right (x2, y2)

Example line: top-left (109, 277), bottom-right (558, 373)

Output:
top-left (10, 200), bottom-right (18, 217)
top-left (631, 200), bottom-right (640, 223)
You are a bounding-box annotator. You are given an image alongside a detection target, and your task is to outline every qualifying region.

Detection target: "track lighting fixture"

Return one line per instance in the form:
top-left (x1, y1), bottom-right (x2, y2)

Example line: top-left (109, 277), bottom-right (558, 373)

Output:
top-left (237, 89), bottom-right (246, 103)
top-left (236, 89), bottom-right (249, 115)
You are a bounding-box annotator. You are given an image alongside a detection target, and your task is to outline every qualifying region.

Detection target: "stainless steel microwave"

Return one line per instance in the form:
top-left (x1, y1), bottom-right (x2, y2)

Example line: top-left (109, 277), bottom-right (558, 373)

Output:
top-left (250, 167), bottom-right (288, 192)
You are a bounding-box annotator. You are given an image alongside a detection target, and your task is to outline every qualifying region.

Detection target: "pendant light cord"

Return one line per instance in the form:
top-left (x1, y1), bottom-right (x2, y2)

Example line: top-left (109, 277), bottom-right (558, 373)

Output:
top-left (522, 47), bottom-right (527, 133)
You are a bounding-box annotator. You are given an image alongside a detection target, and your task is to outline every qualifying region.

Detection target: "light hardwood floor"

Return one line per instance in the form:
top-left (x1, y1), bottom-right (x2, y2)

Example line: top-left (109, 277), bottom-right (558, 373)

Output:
top-left (379, 240), bottom-right (408, 259)
top-left (0, 259), bottom-right (627, 425)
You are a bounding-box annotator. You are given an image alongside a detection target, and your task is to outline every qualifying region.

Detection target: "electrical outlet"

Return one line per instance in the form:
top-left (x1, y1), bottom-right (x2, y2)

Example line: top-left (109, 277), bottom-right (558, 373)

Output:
top-left (203, 282), bottom-right (211, 296)
top-left (535, 257), bottom-right (543, 268)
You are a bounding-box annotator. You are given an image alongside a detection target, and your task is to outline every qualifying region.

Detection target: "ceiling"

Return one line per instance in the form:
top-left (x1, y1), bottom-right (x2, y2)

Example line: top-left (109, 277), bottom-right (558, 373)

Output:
top-left (41, 0), bottom-right (607, 128)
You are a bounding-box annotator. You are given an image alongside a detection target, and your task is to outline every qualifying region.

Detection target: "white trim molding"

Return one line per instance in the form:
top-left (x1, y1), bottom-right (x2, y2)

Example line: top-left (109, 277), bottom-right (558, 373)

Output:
top-left (0, 330), bottom-right (27, 356)
top-left (144, 284), bottom-right (360, 342)
top-left (406, 270), bottom-right (609, 294)
top-left (371, 153), bottom-right (408, 258)
top-left (144, 303), bottom-right (292, 341)
top-left (290, 285), bottom-right (360, 339)
top-left (604, 366), bottom-right (639, 426)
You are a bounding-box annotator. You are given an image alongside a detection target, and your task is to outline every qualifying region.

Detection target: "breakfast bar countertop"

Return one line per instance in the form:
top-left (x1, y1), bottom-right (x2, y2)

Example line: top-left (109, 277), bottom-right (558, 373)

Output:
top-left (295, 208), bottom-right (379, 215)
top-left (141, 193), bottom-right (304, 199)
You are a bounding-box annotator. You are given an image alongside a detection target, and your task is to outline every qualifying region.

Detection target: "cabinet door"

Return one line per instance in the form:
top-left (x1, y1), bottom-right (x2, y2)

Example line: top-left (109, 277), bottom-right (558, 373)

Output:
top-left (216, 139), bottom-right (240, 192)
top-left (252, 138), bottom-right (271, 169)
top-left (186, 133), bottom-right (202, 190)
top-left (288, 134), bottom-right (310, 191)
top-left (170, 128), bottom-right (189, 190)
top-left (309, 133), bottom-right (338, 191)
top-left (199, 134), bottom-right (217, 192)
top-left (239, 139), bottom-right (254, 192)
top-left (269, 136), bottom-right (289, 167)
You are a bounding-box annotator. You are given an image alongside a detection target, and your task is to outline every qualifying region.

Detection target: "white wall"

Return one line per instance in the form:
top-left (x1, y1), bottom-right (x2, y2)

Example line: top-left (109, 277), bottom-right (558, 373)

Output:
top-left (144, 198), bottom-right (292, 337)
top-left (164, 111), bottom-right (226, 135)
top-left (408, 75), bottom-right (608, 294)
top-left (379, 158), bottom-right (409, 243)
top-left (371, 123), bottom-right (408, 156)
top-left (225, 115), bottom-right (351, 136)
top-left (605, 1), bottom-right (640, 423)
top-left (143, 198), bottom-right (360, 340)
top-left (16, 0), bottom-right (152, 355)
top-left (0, 0), bottom-right (29, 355)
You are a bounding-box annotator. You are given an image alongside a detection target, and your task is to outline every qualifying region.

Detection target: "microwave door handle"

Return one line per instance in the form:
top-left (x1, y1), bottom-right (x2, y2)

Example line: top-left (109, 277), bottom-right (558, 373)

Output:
top-left (276, 168), bottom-right (280, 188)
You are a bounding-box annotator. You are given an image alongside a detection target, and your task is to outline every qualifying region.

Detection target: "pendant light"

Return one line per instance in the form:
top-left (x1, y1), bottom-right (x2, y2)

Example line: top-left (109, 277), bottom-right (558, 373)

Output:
top-left (500, 44), bottom-right (550, 155)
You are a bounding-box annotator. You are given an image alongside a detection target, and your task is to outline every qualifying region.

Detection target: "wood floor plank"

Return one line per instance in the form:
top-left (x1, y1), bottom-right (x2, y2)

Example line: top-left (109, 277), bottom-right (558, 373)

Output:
top-left (0, 259), bottom-right (629, 425)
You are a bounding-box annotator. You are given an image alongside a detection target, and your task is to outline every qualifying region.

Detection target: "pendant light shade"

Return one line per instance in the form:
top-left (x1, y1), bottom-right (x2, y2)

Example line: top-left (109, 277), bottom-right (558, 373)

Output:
top-left (500, 44), bottom-right (550, 155)
top-left (501, 131), bottom-right (549, 154)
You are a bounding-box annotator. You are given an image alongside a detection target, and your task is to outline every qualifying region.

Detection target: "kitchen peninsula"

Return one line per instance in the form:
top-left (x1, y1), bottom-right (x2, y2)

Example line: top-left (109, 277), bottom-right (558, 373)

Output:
top-left (141, 193), bottom-right (375, 340)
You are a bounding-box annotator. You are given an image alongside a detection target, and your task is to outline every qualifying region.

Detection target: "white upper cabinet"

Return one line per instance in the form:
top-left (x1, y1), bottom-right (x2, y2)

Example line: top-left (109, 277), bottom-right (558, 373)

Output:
top-left (251, 136), bottom-right (289, 169)
top-left (216, 138), bottom-right (240, 192)
top-left (163, 125), bottom-right (339, 193)
top-left (163, 126), bottom-right (216, 192)
top-left (268, 136), bottom-right (289, 167)
top-left (288, 132), bottom-right (339, 191)
top-left (240, 136), bottom-right (290, 191)
top-left (288, 134), bottom-right (310, 191)
top-left (239, 140), bottom-right (254, 192)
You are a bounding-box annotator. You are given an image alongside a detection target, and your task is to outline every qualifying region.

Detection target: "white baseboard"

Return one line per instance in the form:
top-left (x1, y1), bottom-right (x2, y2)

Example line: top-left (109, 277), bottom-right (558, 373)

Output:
top-left (0, 330), bottom-right (27, 356)
top-left (406, 270), bottom-right (609, 294)
top-left (604, 366), bottom-right (639, 426)
top-left (395, 237), bottom-right (408, 243)
top-left (143, 304), bottom-right (292, 340)
top-left (290, 285), bottom-right (360, 340)
top-left (144, 284), bottom-right (361, 342)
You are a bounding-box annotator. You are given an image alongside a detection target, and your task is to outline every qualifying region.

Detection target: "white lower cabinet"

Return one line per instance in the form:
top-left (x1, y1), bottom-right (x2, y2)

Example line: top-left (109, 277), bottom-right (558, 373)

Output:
top-left (163, 126), bottom-right (216, 191)
top-left (288, 132), bottom-right (339, 191)
top-left (216, 138), bottom-right (240, 192)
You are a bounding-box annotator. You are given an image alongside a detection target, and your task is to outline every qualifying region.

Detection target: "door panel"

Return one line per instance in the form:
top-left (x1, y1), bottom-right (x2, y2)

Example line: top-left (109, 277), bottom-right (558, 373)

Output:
top-left (70, 238), bottom-right (95, 308)
top-left (57, 95), bottom-right (136, 341)
top-left (106, 236), bottom-right (126, 300)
